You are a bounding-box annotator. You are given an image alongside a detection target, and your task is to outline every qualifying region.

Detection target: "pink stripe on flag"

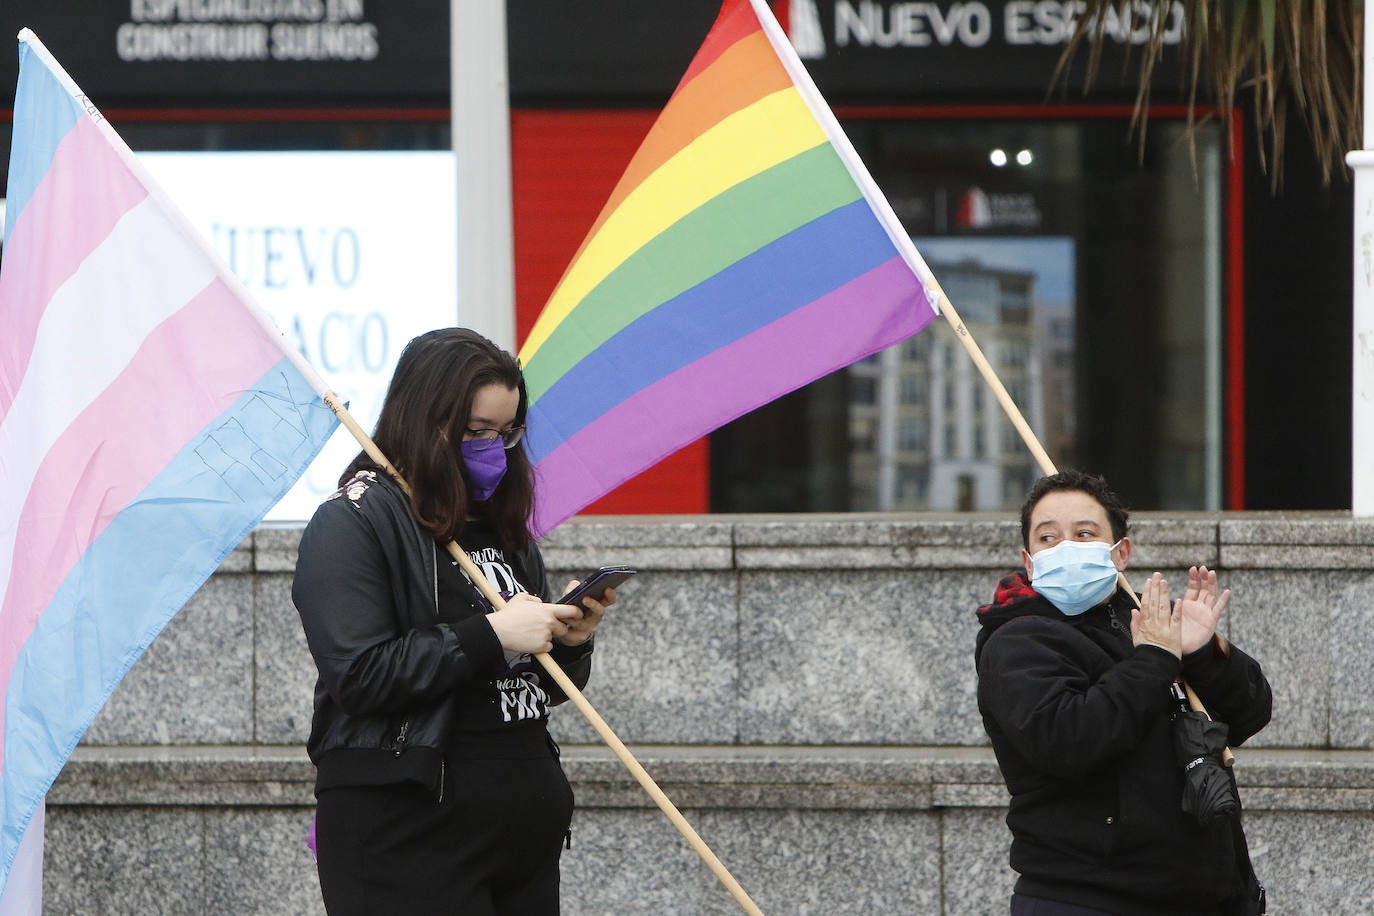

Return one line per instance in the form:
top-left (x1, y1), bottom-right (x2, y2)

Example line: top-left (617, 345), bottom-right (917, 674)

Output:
top-left (530, 256), bottom-right (931, 534)
top-left (0, 116), bottom-right (150, 424)
top-left (0, 279), bottom-right (285, 770)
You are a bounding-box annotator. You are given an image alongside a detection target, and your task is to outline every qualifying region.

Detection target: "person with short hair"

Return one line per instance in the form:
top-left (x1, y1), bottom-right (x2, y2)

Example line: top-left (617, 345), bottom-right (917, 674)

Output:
top-left (976, 469), bottom-right (1271, 915)
top-left (293, 328), bottom-right (614, 915)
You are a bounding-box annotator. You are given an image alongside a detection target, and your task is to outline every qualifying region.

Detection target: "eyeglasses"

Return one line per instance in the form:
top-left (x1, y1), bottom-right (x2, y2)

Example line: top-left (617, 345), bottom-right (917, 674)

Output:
top-left (463, 426), bottom-right (525, 451)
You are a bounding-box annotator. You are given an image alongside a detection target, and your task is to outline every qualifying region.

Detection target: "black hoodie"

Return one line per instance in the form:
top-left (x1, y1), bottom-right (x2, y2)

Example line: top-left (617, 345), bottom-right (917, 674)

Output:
top-left (975, 572), bottom-right (1272, 915)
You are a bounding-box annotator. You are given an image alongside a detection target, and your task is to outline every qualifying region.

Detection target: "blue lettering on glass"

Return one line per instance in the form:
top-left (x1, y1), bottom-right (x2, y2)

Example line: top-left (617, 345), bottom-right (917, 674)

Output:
top-left (319, 312), bottom-right (349, 374)
top-left (318, 311), bottom-right (390, 374)
top-left (297, 228), bottom-right (322, 286)
top-left (209, 224), bottom-right (362, 290)
top-left (263, 226), bottom-right (289, 289)
top-left (332, 227), bottom-right (361, 288)
top-left (359, 312), bottom-right (387, 372)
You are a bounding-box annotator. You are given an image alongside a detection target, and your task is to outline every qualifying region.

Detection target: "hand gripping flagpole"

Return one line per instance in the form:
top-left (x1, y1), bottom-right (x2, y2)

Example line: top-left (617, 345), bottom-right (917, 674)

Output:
top-left (930, 285), bottom-right (1235, 765)
top-left (320, 392), bottom-right (766, 916)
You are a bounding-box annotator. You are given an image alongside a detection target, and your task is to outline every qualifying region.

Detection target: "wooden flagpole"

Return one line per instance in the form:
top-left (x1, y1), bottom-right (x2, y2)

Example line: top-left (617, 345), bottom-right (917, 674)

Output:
top-left (932, 286), bottom-right (1234, 763)
top-left (320, 392), bottom-right (766, 916)
top-left (932, 290), bottom-right (1055, 476)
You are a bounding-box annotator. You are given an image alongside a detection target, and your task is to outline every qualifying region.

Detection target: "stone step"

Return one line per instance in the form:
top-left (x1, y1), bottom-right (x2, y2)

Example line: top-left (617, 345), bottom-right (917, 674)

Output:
top-left (54, 744), bottom-right (1374, 813)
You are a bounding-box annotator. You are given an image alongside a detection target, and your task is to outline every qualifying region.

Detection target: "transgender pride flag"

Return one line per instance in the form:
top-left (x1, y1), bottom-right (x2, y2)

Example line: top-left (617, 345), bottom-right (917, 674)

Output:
top-left (518, 0), bottom-right (942, 536)
top-left (0, 30), bottom-right (337, 895)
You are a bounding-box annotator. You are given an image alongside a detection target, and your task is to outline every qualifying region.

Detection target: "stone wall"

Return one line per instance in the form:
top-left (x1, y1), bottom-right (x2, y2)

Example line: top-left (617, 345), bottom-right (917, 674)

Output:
top-left (44, 513), bottom-right (1374, 914)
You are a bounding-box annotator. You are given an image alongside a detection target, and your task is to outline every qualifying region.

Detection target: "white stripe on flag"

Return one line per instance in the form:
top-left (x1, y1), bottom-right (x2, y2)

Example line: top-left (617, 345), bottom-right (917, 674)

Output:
top-left (0, 195), bottom-right (216, 606)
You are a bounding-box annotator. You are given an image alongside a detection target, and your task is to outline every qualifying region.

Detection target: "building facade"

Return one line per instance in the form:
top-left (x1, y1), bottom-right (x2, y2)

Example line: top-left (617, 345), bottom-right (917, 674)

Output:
top-left (0, 0), bottom-right (1353, 513)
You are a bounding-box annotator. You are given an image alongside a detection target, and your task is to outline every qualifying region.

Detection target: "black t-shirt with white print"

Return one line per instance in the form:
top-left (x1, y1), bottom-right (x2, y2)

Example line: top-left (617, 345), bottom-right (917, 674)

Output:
top-left (435, 519), bottom-right (559, 734)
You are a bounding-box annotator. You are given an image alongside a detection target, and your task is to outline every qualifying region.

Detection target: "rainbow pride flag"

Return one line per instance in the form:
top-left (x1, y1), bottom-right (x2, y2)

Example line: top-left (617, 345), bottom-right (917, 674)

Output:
top-left (0, 30), bottom-right (337, 895)
top-left (519, 0), bottom-right (942, 535)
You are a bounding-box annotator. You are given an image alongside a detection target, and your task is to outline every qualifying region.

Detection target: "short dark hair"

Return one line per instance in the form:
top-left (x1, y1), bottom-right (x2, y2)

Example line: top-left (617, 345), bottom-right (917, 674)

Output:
top-left (1020, 469), bottom-right (1129, 549)
top-left (342, 328), bottom-right (534, 553)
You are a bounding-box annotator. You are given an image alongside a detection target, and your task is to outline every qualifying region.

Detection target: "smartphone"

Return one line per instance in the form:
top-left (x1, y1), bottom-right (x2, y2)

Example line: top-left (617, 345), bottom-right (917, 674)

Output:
top-left (558, 565), bottom-right (637, 606)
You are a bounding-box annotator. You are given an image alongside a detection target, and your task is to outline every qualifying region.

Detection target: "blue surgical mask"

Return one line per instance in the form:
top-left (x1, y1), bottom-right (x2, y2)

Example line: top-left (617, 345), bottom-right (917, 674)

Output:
top-left (460, 439), bottom-right (508, 501)
top-left (1029, 539), bottom-right (1122, 616)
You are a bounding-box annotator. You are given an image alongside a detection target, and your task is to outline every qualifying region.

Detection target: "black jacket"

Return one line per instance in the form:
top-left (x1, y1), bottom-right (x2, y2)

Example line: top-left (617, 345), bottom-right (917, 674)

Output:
top-left (292, 470), bottom-right (592, 797)
top-left (975, 572), bottom-right (1272, 916)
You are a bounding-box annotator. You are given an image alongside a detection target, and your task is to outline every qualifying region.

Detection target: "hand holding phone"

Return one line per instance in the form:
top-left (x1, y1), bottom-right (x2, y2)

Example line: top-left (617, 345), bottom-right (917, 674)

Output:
top-left (558, 565), bottom-right (636, 607)
top-left (555, 566), bottom-right (632, 649)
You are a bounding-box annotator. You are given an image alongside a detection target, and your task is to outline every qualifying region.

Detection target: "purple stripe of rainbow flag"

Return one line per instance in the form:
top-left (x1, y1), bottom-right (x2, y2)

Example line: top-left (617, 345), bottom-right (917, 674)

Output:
top-left (518, 0), bottom-right (941, 536)
top-left (0, 31), bottom-right (337, 891)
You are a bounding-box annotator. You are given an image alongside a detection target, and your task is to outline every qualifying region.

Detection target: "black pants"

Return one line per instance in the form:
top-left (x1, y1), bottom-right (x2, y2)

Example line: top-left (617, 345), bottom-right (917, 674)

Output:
top-left (1011, 896), bottom-right (1120, 916)
top-left (315, 726), bottom-right (574, 915)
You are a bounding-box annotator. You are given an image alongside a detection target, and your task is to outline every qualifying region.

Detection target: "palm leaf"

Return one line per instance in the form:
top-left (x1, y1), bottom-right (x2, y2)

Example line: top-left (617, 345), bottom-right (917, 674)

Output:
top-left (1056, 0), bottom-right (1361, 186)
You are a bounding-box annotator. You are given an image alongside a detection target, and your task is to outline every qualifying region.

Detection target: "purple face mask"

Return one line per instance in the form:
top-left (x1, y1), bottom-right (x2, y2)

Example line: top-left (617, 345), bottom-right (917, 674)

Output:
top-left (460, 439), bottom-right (508, 501)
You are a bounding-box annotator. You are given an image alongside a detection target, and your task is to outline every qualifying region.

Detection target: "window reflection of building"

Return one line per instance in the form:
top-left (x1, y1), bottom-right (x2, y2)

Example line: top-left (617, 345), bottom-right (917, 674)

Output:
top-left (849, 257), bottom-right (1054, 511)
top-left (1039, 310), bottom-right (1076, 470)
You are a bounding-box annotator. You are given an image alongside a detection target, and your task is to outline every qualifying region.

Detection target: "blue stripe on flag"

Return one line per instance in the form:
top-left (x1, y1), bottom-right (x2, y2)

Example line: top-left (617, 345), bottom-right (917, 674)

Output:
top-left (0, 355), bottom-right (337, 878)
top-left (525, 198), bottom-right (895, 464)
top-left (3, 40), bottom-right (83, 244)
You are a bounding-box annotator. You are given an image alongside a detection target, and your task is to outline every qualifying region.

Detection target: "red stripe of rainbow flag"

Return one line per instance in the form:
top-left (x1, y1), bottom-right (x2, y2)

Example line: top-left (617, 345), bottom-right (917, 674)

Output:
top-left (519, 0), bottom-right (941, 536)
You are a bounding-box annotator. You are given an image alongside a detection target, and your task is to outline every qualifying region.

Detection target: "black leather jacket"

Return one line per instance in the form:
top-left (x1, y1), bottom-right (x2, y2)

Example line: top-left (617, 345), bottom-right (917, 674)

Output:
top-left (292, 470), bottom-right (592, 796)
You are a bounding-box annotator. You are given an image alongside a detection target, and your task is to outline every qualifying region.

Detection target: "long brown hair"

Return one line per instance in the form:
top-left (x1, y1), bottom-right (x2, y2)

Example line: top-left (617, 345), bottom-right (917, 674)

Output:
top-left (342, 328), bottom-right (534, 552)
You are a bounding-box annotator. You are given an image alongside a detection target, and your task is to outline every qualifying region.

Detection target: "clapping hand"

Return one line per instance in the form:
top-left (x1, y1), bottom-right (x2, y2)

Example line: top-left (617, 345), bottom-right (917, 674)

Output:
top-left (1131, 572), bottom-right (1182, 660)
top-left (1178, 565), bottom-right (1230, 654)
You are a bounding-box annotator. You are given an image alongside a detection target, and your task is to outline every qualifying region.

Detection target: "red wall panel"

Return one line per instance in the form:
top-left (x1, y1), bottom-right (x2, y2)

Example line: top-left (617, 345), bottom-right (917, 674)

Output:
top-left (510, 109), bottom-right (709, 516)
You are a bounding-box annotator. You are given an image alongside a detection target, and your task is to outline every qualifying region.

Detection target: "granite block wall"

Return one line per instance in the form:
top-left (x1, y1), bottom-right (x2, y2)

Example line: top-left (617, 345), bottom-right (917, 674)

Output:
top-left (37, 512), bottom-right (1374, 914)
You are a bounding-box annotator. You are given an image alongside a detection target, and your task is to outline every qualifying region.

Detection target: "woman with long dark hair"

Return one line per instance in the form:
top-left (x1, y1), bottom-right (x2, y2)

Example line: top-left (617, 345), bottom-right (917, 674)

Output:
top-left (293, 328), bottom-right (613, 914)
